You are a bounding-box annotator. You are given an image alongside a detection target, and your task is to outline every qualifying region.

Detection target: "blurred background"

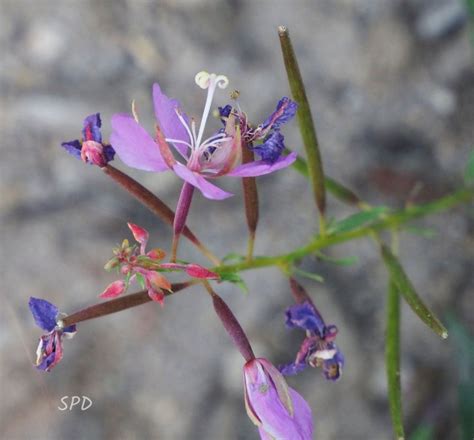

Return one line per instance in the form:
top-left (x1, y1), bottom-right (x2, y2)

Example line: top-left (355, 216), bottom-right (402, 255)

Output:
top-left (1, 0), bottom-right (473, 439)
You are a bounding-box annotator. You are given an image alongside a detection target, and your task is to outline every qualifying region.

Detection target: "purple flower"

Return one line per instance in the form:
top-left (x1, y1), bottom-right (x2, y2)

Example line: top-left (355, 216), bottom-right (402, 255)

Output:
top-left (29, 297), bottom-right (76, 372)
top-left (243, 358), bottom-right (313, 440)
top-left (110, 71), bottom-right (297, 200)
top-left (62, 113), bottom-right (115, 167)
top-left (223, 95), bottom-right (298, 164)
top-left (280, 301), bottom-right (344, 381)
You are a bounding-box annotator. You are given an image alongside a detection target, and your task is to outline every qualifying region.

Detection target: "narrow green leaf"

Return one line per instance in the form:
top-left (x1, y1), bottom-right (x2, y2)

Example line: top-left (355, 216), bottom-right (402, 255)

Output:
top-left (402, 225), bottom-right (437, 239)
top-left (381, 244), bottom-right (448, 339)
top-left (386, 278), bottom-right (405, 440)
top-left (314, 251), bottom-right (359, 266)
top-left (464, 148), bottom-right (474, 186)
top-left (135, 273), bottom-right (146, 290)
top-left (278, 26), bottom-right (326, 219)
top-left (292, 267), bottom-right (324, 283)
top-left (327, 207), bottom-right (389, 234)
top-left (219, 272), bottom-right (249, 294)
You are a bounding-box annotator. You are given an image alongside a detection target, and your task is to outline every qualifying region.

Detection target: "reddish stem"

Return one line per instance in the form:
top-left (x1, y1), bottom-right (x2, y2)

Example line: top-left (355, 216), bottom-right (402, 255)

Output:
top-left (211, 292), bottom-right (255, 362)
top-left (61, 282), bottom-right (191, 327)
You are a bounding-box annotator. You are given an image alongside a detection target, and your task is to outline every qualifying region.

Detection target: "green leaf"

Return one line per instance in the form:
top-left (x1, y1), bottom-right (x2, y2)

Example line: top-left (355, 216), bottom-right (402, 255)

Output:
top-left (402, 225), bottom-right (437, 239)
top-left (278, 26), bottom-right (326, 217)
top-left (219, 272), bottom-right (249, 294)
top-left (381, 244), bottom-right (448, 339)
top-left (464, 149), bottom-right (474, 186)
top-left (327, 207), bottom-right (389, 234)
top-left (386, 278), bottom-right (405, 440)
top-left (292, 267), bottom-right (324, 283)
top-left (135, 273), bottom-right (146, 290)
top-left (314, 251), bottom-right (359, 266)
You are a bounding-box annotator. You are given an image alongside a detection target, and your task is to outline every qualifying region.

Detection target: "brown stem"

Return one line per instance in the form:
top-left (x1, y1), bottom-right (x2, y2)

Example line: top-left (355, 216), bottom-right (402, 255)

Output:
top-left (102, 165), bottom-right (199, 246)
top-left (207, 286), bottom-right (255, 362)
top-left (61, 282), bottom-right (192, 327)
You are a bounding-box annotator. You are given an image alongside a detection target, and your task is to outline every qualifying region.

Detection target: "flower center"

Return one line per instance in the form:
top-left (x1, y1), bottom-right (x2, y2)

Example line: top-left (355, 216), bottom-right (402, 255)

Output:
top-left (165, 71), bottom-right (233, 171)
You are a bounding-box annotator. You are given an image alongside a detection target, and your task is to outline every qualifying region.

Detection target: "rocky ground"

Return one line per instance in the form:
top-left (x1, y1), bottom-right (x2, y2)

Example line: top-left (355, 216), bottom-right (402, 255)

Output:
top-left (1, 0), bottom-right (473, 439)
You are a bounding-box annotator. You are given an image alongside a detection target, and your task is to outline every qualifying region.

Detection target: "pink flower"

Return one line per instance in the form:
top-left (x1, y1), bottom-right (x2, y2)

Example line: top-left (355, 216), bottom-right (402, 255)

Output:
top-left (244, 358), bottom-right (313, 440)
top-left (110, 71), bottom-right (297, 200)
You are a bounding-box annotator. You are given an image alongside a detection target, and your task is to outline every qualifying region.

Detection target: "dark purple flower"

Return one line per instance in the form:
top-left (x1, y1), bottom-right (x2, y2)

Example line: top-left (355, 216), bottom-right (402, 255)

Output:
top-left (29, 297), bottom-right (76, 372)
top-left (110, 72), bottom-right (297, 200)
top-left (261, 97), bottom-right (298, 131)
top-left (225, 95), bottom-right (298, 163)
top-left (62, 113), bottom-right (115, 167)
top-left (244, 358), bottom-right (313, 439)
top-left (280, 300), bottom-right (344, 381)
top-left (252, 131), bottom-right (285, 164)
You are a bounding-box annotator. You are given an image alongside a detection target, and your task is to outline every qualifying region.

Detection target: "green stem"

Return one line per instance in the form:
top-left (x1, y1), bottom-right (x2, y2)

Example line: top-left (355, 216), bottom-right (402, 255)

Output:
top-left (214, 188), bottom-right (473, 274)
top-left (386, 277), bottom-right (405, 440)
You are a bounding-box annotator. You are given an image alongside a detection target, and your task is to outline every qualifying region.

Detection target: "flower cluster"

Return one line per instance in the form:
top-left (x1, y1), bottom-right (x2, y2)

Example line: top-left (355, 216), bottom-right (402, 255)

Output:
top-left (280, 300), bottom-right (344, 380)
top-left (101, 222), bottom-right (218, 305)
top-left (29, 297), bottom-right (76, 372)
top-left (30, 69), bottom-right (335, 439)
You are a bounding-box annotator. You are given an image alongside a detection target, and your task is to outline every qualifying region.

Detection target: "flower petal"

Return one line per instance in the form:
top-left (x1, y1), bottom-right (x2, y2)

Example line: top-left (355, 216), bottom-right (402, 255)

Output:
top-left (153, 83), bottom-right (191, 158)
top-left (285, 302), bottom-right (326, 335)
top-left (244, 359), bottom-right (313, 440)
top-left (29, 297), bottom-right (59, 332)
top-left (110, 113), bottom-right (169, 172)
top-left (127, 222), bottom-right (149, 253)
top-left (227, 152), bottom-right (297, 177)
top-left (82, 113), bottom-right (102, 143)
top-left (172, 162), bottom-right (233, 200)
top-left (61, 139), bottom-right (82, 159)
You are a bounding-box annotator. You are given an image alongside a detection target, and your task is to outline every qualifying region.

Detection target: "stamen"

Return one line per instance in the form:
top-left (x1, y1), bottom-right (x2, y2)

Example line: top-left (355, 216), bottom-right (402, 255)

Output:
top-left (174, 109), bottom-right (194, 149)
top-left (194, 71), bottom-right (229, 148)
top-left (191, 119), bottom-right (198, 149)
top-left (165, 138), bottom-right (192, 149)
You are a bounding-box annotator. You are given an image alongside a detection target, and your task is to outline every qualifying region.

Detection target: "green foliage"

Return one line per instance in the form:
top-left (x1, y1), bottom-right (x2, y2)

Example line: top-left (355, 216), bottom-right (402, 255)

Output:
top-left (135, 273), bottom-right (146, 290)
top-left (386, 278), bottom-right (405, 440)
top-left (218, 271), bottom-right (249, 294)
top-left (381, 244), bottom-right (447, 339)
top-left (327, 207), bottom-right (389, 234)
top-left (314, 251), bottom-right (359, 266)
top-left (292, 267), bottom-right (324, 283)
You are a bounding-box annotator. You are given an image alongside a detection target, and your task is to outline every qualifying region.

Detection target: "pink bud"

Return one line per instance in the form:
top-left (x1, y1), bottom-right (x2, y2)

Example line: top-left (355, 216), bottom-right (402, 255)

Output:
top-left (127, 222), bottom-right (149, 254)
top-left (147, 288), bottom-right (165, 306)
top-left (146, 271), bottom-right (172, 291)
top-left (186, 264), bottom-right (219, 279)
top-left (99, 280), bottom-right (126, 298)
